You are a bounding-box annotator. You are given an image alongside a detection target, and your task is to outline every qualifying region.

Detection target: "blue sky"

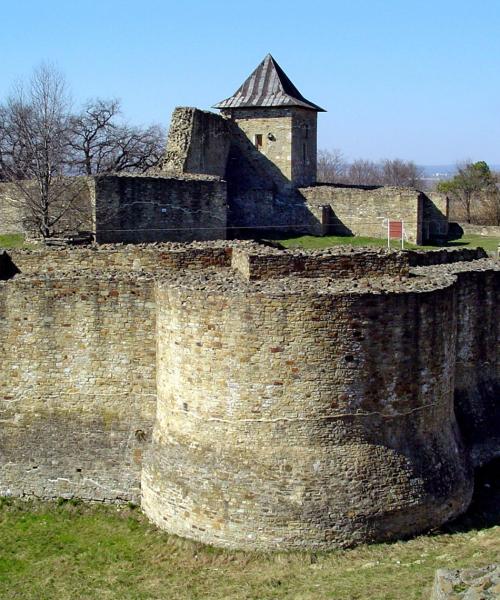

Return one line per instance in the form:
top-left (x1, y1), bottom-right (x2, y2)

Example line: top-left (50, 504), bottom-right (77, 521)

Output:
top-left (1, 0), bottom-right (499, 164)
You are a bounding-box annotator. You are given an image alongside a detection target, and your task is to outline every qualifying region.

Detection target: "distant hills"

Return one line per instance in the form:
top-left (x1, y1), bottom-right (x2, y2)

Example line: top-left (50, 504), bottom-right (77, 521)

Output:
top-left (420, 164), bottom-right (500, 179)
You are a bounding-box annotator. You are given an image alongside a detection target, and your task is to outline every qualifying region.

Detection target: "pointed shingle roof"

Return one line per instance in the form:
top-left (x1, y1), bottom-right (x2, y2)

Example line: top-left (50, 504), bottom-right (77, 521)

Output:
top-left (213, 54), bottom-right (326, 112)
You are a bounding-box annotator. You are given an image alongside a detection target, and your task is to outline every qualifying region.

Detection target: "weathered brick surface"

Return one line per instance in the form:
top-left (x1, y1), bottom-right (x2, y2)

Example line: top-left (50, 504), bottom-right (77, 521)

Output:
top-left (231, 245), bottom-right (409, 280)
top-left (0, 273), bottom-right (156, 502)
top-left (9, 241), bottom-right (236, 275)
top-left (94, 174), bottom-right (227, 244)
top-left (413, 260), bottom-right (500, 466)
top-left (431, 564), bottom-right (500, 599)
top-left (161, 108), bottom-right (231, 178)
top-left (142, 270), bottom-right (473, 550)
top-left (0, 243), bottom-right (498, 551)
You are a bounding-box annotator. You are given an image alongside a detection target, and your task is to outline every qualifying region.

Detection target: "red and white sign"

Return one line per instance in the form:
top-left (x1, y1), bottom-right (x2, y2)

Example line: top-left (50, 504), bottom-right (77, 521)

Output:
top-left (388, 220), bottom-right (404, 239)
top-left (386, 220), bottom-right (405, 249)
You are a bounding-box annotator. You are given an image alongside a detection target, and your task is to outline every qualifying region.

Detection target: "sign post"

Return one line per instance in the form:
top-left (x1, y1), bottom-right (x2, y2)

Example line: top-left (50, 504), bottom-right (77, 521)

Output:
top-left (387, 220), bottom-right (405, 249)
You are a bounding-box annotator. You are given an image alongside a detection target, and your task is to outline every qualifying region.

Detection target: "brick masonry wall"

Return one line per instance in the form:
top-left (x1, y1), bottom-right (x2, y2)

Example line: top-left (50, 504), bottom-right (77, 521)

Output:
top-left (413, 260), bottom-right (500, 466)
top-left (0, 273), bottom-right (156, 502)
top-left (299, 185), bottom-right (424, 244)
top-left (162, 108), bottom-right (231, 178)
top-left (94, 175), bottom-right (227, 244)
top-left (142, 272), bottom-right (472, 550)
top-left (0, 244), bottom-right (497, 551)
top-left (9, 242), bottom-right (235, 276)
top-left (231, 246), bottom-right (409, 280)
top-left (223, 107), bottom-right (295, 182)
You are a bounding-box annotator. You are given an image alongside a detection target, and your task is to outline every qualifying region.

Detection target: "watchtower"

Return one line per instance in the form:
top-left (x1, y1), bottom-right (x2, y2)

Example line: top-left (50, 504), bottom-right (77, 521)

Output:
top-left (214, 54), bottom-right (325, 188)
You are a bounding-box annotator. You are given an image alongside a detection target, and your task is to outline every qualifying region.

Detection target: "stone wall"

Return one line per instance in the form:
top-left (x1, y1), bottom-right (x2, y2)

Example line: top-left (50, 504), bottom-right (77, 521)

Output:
top-left (299, 185), bottom-right (424, 244)
top-left (422, 192), bottom-right (449, 239)
top-left (0, 243), bottom-right (498, 551)
top-left (0, 272), bottom-right (156, 503)
top-left (231, 245), bottom-right (409, 280)
top-left (291, 108), bottom-right (318, 187)
top-left (9, 241), bottom-right (235, 276)
top-left (406, 247), bottom-right (487, 267)
top-left (94, 174), bottom-right (227, 243)
top-left (162, 108), bottom-right (230, 178)
top-left (221, 107), bottom-right (318, 188)
top-left (413, 260), bottom-right (500, 466)
top-left (142, 270), bottom-right (472, 550)
top-left (457, 223), bottom-right (500, 237)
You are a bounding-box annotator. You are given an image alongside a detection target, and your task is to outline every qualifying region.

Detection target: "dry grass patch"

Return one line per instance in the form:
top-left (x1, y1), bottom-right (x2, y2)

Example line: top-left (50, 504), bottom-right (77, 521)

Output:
top-left (1, 460), bottom-right (499, 599)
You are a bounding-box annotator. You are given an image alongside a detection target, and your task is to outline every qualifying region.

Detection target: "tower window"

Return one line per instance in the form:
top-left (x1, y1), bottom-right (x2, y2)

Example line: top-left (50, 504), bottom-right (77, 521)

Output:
top-left (254, 134), bottom-right (263, 149)
top-left (304, 124), bottom-right (309, 139)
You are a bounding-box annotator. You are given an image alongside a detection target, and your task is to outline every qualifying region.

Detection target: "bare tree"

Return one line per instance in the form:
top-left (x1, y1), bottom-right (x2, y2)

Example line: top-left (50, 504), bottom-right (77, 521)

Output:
top-left (68, 98), bottom-right (120, 175)
top-left (317, 149), bottom-right (346, 183)
top-left (346, 159), bottom-right (382, 186)
top-left (380, 159), bottom-right (424, 188)
top-left (0, 64), bottom-right (90, 237)
top-left (69, 99), bottom-right (165, 175)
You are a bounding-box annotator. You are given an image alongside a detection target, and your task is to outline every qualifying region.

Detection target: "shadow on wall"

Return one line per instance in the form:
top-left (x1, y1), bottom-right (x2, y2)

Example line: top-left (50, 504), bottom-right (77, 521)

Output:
top-left (447, 222), bottom-right (465, 241)
top-left (421, 193), bottom-right (450, 242)
top-left (443, 457), bottom-right (500, 534)
top-left (224, 122), bottom-right (322, 239)
top-left (0, 251), bottom-right (20, 280)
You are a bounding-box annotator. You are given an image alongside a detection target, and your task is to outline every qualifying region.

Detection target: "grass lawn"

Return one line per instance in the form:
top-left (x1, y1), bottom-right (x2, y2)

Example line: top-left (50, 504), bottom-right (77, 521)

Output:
top-left (2, 232), bottom-right (498, 254)
top-left (276, 233), bottom-right (499, 253)
top-left (0, 233), bottom-right (29, 249)
top-left (0, 461), bottom-right (499, 600)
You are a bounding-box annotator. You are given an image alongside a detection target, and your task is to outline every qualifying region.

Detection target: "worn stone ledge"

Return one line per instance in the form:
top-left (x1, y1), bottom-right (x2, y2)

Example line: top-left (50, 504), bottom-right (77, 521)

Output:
top-left (431, 564), bottom-right (500, 599)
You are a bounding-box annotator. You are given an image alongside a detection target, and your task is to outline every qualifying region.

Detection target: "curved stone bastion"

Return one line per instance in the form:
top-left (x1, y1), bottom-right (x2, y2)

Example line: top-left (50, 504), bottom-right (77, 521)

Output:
top-left (1, 243), bottom-right (497, 552)
top-left (142, 269), bottom-right (473, 550)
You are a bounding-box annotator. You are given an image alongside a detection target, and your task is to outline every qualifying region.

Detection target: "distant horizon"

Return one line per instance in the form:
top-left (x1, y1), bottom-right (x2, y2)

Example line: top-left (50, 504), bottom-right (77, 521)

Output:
top-left (1, 0), bottom-right (498, 165)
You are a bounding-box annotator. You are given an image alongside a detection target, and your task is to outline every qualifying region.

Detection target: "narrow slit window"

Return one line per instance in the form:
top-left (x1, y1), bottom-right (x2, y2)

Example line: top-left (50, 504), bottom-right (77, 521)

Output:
top-left (254, 134), bottom-right (263, 149)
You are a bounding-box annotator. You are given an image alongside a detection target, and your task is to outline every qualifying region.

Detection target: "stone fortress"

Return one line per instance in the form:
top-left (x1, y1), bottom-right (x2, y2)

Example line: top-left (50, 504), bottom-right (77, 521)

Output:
top-left (0, 56), bottom-right (499, 551)
top-left (92, 54), bottom-right (449, 246)
top-left (2, 54), bottom-right (449, 245)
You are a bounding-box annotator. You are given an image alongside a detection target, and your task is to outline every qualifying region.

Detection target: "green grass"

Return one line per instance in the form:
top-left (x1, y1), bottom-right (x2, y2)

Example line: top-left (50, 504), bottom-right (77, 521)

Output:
top-left (275, 234), bottom-right (499, 253)
top-left (0, 233), bottom-right (29, 249)
top-left (0, 462), bottom-right (499, 600)
top-left (2, 232), bottom-right (497, 253)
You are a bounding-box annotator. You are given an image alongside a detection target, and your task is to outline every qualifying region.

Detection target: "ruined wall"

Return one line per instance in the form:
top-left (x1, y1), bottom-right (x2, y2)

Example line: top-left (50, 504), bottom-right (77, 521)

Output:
top-left (142, 271), bottom-right (472, 550)
top-left (162, 108), bottom-right (230, 177)
top-left (231, 245), bottom-right (409, 280)
top-left (9, 241), bottom-right (234, 276)
top-left (406, 247), bottom-right (487, 267)
top-left (0, 183), bottom-right (25, 234)
top-left (422, 192), bottom-right (449, 240)
top-left (0, 243), bottom-right (497, 552)
top-left (412, 261), bottom-right (500, 466)
top-left (94, 174), bottom-right (227, 243)
top-left (299, 185), bottom-right (424, 244)
top-left (0, 273), bottom-right (156, 503)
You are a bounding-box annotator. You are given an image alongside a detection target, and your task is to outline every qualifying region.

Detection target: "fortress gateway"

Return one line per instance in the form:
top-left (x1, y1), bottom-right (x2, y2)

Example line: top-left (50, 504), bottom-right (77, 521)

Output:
top-left (0, 56), bottom-right (498, 551)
